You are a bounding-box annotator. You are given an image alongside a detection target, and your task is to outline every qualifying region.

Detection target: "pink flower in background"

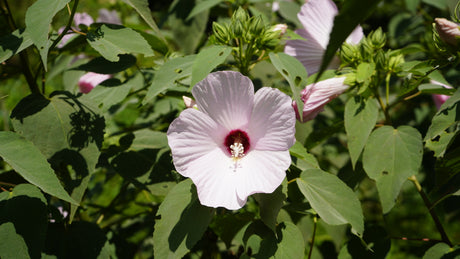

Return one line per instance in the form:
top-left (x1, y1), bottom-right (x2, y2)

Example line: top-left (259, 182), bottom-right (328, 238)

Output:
top-left (97, 9), bottom-right (122, 25)
top-left (167, 71), bottom-right (296, 210)
top-left (294, 77), bottom-right (349, 122)
top-left (434, 18), bottom-right (460, 47)
top-left (78, 72), bottom-right (111, 93)
top-left (430, 80), bottom-right (453, 109)
top-left (284, 0), bottom-right (363, 75)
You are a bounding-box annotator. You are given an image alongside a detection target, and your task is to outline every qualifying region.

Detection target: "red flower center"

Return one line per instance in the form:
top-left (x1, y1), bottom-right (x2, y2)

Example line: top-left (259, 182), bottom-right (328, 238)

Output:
top-left (224, 129), bottom-right (250, 157)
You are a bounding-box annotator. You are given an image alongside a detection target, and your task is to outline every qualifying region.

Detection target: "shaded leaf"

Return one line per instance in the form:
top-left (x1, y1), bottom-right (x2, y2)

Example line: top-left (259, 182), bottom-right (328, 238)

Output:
top-left (122, 0), bottom-right (164, 36)
top-left (0, 222), bottom-right (30, 259)
top-left (132, 129), bottom-right (169, 150)
top-left (422, 243), bottom-right (451, 259)
top-left (0, 132), bottom-right (76, 204)
top-left (344, 96), bottom-right (379, 168)
top-left (190, 45), bottom-right (232, 87)
top-left (0, 29), bottom-right (33, 63)
top-left (87, 25), bottom-right (154, 62)
top-left (153, 179), bottom-right (214, 258)
top-left (274, 222), bottom-right (305, 259)
top-left (187, 0), bottom-right (224, 20)
top-left (362, 126), bottom-right (423, 213)
top-left (24, 0), bottom-right (71, 70)
top-left (0, 184), bottom-right (48, 259)
top-left (296, 169), bottom-right (364, 235)
top-left (72, 54), bottom-right (137, 74)
top-left (253, 183), bottom-right (286, 231)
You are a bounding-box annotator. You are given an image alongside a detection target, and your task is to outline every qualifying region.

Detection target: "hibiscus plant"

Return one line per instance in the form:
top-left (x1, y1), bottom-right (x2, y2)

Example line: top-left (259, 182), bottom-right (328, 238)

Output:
top-left (0, 0), bottom-right (459, 258)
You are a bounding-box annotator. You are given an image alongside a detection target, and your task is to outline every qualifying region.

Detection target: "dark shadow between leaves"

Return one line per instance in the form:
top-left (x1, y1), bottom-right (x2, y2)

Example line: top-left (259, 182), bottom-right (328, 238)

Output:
top-left (72, 54), bottom-right (136, 74)
top-left (0, 196), bottom-right (48, 259)
top-left (242, 220), bottom-right (277, 258)
top-left (10, 94), bottom-right (50, 123)
top-left (49, 149), bottom-right (89, 193)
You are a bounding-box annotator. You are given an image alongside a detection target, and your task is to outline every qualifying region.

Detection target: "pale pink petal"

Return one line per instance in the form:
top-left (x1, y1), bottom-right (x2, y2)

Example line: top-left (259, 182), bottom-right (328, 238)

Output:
top-left (97, 9), bottom-right (122, 25)
top-left (435, 18), bottom-right (460, 46)
top-left (73, 12), bottom-right (94, 27)
top-left (430, 79), bottom-right (453, 109)
top-left (347, 25), bottom-right (364, 44)
top-left (192, 71), bottom-right (254, 131)
top-left (182, 96), bottom-right (197, 108)
top-left (235, 150), bottom-right (291, 202)
top-left (248, 87), bottom-right (296, 151)
top-left (78, 72), bottom-right (111, 93)
top-left (167, 108), bottom-right (227, 174)
top-left (295, 77), bottom-right (349, 122)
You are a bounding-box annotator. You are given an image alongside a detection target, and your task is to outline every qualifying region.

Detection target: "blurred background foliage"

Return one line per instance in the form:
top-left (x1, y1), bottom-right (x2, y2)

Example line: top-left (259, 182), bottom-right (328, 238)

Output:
top-left (1, 0), bottom-right (460, 258)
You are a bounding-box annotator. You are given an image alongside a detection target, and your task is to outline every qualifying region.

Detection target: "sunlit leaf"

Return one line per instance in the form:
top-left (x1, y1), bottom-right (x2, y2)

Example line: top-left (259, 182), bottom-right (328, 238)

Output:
top-left (143, 55), bottom-right (196, 105)
top-left (24, 0), bottom-right (71, 71)
top-left (344, 96), bottom-right (379, 168)
top-left (274, 222), bottom-right (305, 258)
top-left (87, 25), bottom-right (154, 62)
top-left (0, 132), bottom-right (76, 204)
top-left (296, 169), bottom-right (364, 236)
top-left (190, 45), bottom-right (232, 87)
top-left (362, 126), bottom-right (423, 213)
top-left (269, 52), bottom-right (308, 121)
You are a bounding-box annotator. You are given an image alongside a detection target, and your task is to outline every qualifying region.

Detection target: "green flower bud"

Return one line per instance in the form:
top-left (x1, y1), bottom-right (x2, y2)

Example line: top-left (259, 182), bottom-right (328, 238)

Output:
top-left (212, 22), bottom-right (229, 44)
top-left (368, 27), bottom-right (386, 49)
top-left (387, 53), bottom-right (405, 72)
top-left (340, 43), bottom-right (359, 65)
top-left (232, 7), bottom-right (249, 25)
top-left (233, 19), bottom-right (245, 38)
top-left (249, 16), bottom-right (265, 36)
top-left (374, 49), bottom-right (388, 70)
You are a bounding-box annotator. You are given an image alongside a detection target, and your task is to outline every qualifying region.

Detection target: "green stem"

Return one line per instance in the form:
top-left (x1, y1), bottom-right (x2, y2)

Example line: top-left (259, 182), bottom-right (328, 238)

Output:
top-left (1, 0), bottom-right (40, 94)
top-left (307, 215), bottom-right (318, 259)
top-left (376, 93), bottom-right (391, 125)
top-left (385, 72), bottom-right (391, 106)
top-left (49, 0), bottom-right (79, 53)
top-left (408, 175), bottom-right (452, 247)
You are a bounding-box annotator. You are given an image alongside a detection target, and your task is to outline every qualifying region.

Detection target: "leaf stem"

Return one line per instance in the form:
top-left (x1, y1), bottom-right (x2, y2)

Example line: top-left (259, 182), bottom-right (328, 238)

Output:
top-left (49, 0), bottom-right (79, 53)
top-left (408, 175), bottom-right (452, 247)
top-left (307, 215), bottom-right (318, 259)
top-left (1, 0), bottom-right (40, 94)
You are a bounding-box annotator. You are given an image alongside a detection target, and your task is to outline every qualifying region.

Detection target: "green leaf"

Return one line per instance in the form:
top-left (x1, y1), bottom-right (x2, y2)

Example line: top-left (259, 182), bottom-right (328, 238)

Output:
top-left (319, 0), bottom-right (382, 78)
top-left (132, 129), bottom-right (169, 150)
top-left (289, 141), bottom-right (320, 170)
top-left (0, 184), bottom-right (48, 259)
top-left (422, 243), bottom-right (451, 259)
top-left (122, 0), bottom-right (164, 37)
top-left (73, 54), bottom-right (137, 74)
top-left (24, 0), bottom-right (71, 71)
top-left (88, 73), bottom-right (143, 110)
top-left (362, 126), bottom-right (423, 213)
top-left (418, 84), bottom-right (455, 95)
top-left (425, 88), bottom-right (460, 142)
top-left (253, 183), bottom-right (286, 231)
top-left (0, 223), bottom-right (30, 259)
top-left (187, 0), bottom-right (224, 20)
top-left (296, 169), bottom-right (364, 236)
top-left (278, 1), bottom-right (302, 28)
top-left (0, 132), bottom-right (76, 204)
top-left (422, 0), bottom-right (448, 9)
top-left (153, 179), bottom-right (215, 258)
top-left (11, 92), bottom-right (104, 219)
top-left (274, 222), bottom-right (305, 259)
top-left (344, 97), bottom-right (379, 168)
top-left (269, 52), bottom-right (308, 121)
top-left (0, 29), bottom-right (33, 63)
top-left (87, 25), bottom-right (154, 62)
top-left (143, 55), bottom-right (196, 105)
top-left (190, 45), bottom-right (232, 87)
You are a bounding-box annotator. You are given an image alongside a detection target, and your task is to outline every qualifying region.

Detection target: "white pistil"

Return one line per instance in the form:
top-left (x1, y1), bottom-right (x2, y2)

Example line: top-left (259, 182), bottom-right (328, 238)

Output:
top-left (230, 142), bottom-right (244, 172)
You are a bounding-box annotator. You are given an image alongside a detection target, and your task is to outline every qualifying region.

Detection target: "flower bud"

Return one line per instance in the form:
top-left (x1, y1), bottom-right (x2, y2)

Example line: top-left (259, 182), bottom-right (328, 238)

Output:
top-left (232, 19), bottom-right (245, 38)
top-left (340, 43), bottom-right (360, 65)
top-left (249, 16), bottom-right (265, 36)
top-left (434, 18), bottom-right (460, 46)
top-left (212, 22), bottom-right (228, 44)
top-left (271, 23), bottom-right (288, 36)
top-left (368, 27), bottom-right (386, 49)
top-left (387, 53), bottom-right (404, 72)
top-left (232, 7), bottom-right (249, 25)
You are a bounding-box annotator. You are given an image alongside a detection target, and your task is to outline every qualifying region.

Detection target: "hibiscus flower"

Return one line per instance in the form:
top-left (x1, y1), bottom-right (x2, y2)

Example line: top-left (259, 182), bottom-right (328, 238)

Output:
top-left (284, 0), bottom-right (363, 75)
top-left (167, 71), bottom-right (296, 210)
top-left (78, 72), bottom-right (111, 94)
top-left (294, 77), bottom-right (349, 122)
top-left (430, 80), bottom-right (453, 109)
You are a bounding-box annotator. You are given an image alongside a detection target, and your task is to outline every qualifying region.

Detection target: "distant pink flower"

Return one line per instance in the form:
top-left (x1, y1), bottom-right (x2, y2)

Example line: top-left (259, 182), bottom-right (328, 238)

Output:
top-left (78, 72), bottom-right (111, 93)
top-left (294, 77), bottom-right (349, 122)
top-left (97, 9), bottom-right (122, 25)
top-left (435, 18), bottom-right (460, 46)
top-left (284, 0), bottom-right (363, 75)
top-left (167, 71), bottom-right (296, 210)
top-left (430, 80), bottom-right (452, 109)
